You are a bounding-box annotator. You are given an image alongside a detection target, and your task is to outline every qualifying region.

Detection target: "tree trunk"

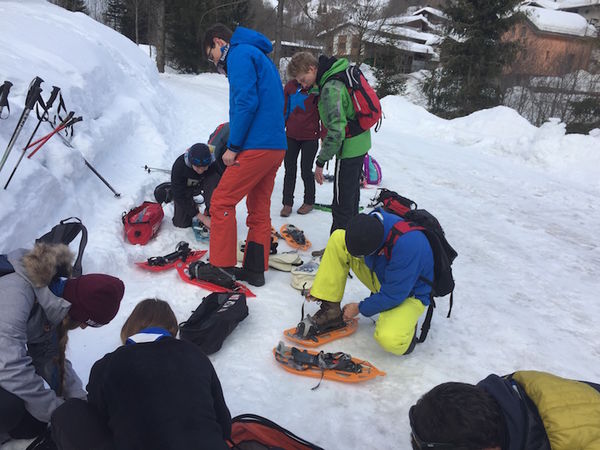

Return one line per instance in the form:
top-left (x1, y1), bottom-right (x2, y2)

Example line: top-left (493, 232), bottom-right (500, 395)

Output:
top-left (155, 0), bottom-right (165, 73)
top-left (273, 0), bottom-right (284, 74)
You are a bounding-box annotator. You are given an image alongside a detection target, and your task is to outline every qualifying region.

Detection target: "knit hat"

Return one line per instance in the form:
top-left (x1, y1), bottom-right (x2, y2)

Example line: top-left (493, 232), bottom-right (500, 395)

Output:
top-left (187, 143), bottom-right (212, 167)
top-left (63, 274), bottom-right (125, 327)
top-left (345, 213), bottom-right (384, 257)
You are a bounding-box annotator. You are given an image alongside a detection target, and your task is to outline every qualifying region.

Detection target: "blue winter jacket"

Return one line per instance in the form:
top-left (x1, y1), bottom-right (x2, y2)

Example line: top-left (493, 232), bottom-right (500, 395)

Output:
top-left (225, 27), bottom-right (287, 152)
top-left (359, 209), bottom-right (434, 317)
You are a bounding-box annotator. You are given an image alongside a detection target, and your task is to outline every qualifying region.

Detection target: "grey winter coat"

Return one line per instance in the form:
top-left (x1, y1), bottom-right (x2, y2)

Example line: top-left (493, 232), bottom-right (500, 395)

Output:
top-left (0, 244), bottom-right (87, 423)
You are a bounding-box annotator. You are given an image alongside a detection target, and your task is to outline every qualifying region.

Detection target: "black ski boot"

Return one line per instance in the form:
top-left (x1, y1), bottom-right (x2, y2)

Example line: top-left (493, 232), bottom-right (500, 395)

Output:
top-left (235, 241), bottom-right (265, 287)
top-left (295, 300), bottom-right (344, 339)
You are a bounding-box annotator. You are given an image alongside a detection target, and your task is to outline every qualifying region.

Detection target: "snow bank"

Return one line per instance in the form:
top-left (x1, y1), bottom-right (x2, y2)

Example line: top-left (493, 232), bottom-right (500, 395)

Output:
top-left (0, 0), bottom-right (172, 247)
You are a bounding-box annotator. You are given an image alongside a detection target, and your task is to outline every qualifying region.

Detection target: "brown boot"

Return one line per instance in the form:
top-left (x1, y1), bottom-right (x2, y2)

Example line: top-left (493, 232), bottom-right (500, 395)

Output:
top-left (280, 205), bottom-right (292, 217)
top-left (297, 204), bottom-right (313, 215)
top-left (311, 301), bottom-right (343, 329)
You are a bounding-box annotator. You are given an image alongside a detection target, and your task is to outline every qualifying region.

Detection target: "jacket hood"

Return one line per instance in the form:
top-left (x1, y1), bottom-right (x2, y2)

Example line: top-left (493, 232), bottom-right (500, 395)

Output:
top-left (14, 243), bottom-right (73, 287)
top-left (230, 27), bottom-right (272, 55)
top-left (317, 56), bottom-right (349, 86)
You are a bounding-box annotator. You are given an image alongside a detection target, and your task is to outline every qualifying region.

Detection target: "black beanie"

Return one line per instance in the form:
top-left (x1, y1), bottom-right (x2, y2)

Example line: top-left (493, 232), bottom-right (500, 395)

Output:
top-left (345, 213), bottom-right (384, 257)
top-left (187, 143), bottom-right (212, 167)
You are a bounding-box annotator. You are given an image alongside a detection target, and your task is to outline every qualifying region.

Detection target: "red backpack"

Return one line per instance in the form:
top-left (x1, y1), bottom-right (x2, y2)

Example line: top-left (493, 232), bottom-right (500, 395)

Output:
top-left (122, 201), bottom-right (164, 245)
top-left (326, 64), bottom-right (382, 138)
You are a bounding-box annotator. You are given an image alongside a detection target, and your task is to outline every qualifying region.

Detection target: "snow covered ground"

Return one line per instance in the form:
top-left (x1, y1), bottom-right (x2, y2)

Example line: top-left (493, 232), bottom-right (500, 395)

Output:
top-left (1, 2), bottom-right (600, 449)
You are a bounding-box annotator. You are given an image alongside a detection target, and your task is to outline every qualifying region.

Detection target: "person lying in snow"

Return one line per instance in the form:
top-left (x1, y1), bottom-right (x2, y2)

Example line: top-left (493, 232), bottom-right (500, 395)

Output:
top-left (0, 243), bottom-right (124, 447)
top-left (409, 370), bottom-right (600, 450)
top-left (171, 142), bottom-right (223, 229)
top-left (50, 298), bottom-right (231, 450)
top-left (299, 210), bottom-right (434, 355)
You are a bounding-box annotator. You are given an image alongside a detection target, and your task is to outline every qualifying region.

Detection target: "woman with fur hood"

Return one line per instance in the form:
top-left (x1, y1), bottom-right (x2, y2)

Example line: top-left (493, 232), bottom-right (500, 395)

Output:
top-left (0, 243), bottom-right (125, 445)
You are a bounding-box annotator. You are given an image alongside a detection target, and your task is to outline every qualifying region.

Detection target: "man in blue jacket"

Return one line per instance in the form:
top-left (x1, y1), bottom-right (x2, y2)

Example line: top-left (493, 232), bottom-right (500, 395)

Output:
top-left (201, 24), bottom-right (286, 288)
top-left (298, 210), bottom-right (434, 355)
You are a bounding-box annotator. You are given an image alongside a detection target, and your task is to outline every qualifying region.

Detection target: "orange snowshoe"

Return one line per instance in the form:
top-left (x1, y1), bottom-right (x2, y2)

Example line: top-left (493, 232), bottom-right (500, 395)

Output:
top-left (273, 341), bottom-right (385, 384)
top-left (284, 318), bottom-right (358, 348)
top-left (280, 224), bottom-right (311, 251)
top-left (136, 242), bottom-right (206, 272)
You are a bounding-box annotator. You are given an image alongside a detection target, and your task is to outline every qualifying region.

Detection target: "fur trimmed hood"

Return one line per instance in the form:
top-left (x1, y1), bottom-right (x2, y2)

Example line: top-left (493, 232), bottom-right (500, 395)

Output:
top-left (21, 243), bottom-right (74, 287)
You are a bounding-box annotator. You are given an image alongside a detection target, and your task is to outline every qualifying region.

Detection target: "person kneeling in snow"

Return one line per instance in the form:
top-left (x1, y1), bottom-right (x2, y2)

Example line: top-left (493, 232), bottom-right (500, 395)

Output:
top-left (171, 142), bottom-right (223, 229)
top-left (0, 243), bottom-right (124, 447)
top-left (51, 298), bottom-right (232, 450)
top-left (409, 370), bottom-right (600, 450)
top-left (300, 209), bottom-right (434, 355)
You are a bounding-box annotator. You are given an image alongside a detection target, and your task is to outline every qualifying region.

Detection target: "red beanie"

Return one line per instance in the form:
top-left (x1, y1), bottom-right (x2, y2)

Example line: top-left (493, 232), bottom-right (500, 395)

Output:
top-left (63, 274), bottom-right (125, 327)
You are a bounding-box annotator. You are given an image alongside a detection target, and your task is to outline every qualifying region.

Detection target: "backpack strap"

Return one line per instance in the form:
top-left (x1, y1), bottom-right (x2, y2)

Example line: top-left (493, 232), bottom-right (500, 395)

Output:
top-left (382, 220), bottom-right (424, 259)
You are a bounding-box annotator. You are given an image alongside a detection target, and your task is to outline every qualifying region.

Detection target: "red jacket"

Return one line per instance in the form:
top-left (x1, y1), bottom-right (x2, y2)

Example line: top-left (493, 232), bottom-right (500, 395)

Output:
top-left (283, 80), bottom-right (320, 141)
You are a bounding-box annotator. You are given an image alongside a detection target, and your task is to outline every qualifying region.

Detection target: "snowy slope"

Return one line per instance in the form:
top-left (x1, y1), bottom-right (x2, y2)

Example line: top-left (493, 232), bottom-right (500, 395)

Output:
top-left (1, 2), bottom-right (600, 449)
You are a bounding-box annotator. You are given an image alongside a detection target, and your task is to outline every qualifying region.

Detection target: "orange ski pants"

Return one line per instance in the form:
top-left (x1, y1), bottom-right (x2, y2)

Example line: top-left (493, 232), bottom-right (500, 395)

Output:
top-left (209, 149), bottom-right (285, 268)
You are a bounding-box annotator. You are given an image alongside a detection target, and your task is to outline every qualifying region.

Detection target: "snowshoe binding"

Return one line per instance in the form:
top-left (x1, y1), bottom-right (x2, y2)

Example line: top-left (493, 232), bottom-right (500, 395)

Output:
top-left (192, 216), bottom-right (210, 242)
top-left (280, 224), bottom-right (311, 251)
top-left (284, 300), bottom-right (358, 347)
top-left (176, 261), bottom-right (256, 298)
top-left (274, 341), bottom-right (385, 384)
top-left (136, 241), bottom-right (206, 272)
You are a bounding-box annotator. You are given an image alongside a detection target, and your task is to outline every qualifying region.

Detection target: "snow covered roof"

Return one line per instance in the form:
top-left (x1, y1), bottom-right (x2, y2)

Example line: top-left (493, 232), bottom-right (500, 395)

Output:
top-left (378, 24), bottom-right (442, 45)
top-left (520, 5), bottom-right (598, 36)
top-left (278, 40), bottom-right (323, 50)
top-left (523, 0), bottom-right (600, 9)
top-left (412, 6), bottom-right (448, 19)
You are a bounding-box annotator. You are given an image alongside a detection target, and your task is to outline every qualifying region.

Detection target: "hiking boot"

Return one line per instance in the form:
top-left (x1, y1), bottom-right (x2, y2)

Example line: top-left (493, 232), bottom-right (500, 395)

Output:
top-left (280, 205), bottom-right (292, 217)
top-left (311, 248), bottom-right (325, 258)
top-left (297, 203), bottom-right (313, 215)
top-left (232, 267), bottom-right (265, 287)
top-left (295, 300), bottom-right (343, 338)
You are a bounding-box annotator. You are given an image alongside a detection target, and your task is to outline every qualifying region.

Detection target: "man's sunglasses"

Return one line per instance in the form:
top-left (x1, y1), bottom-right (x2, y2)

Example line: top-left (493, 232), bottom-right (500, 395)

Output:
top-left (409, 406), bottom-right (462, 449)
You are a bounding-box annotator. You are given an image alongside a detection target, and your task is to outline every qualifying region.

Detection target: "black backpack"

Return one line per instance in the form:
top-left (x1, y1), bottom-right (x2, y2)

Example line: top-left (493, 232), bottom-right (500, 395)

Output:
top-left (179, 292), bottom-right (248, 355)
top-left (36, 217), bottom-right (87, 277)
top-left (370, 189), bottom-right (458, 343)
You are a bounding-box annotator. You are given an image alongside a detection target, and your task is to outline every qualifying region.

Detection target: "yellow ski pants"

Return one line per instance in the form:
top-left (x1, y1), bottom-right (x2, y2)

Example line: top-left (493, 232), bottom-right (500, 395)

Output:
top-left (310, 230), bottom-right (425, 355)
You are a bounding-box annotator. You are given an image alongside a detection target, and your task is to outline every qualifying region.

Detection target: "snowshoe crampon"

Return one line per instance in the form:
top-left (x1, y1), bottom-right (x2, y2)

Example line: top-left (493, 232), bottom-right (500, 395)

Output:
top-left (284, 317), bottom-right (358, 348)
top-left (175, 262), bottom-right (255, 298)
top-left (280, 224), bottom-right (311, 251)
top-left (135, 241), bottom-right (206, 272)
top-left (273, 341), bottom-right (385, 383)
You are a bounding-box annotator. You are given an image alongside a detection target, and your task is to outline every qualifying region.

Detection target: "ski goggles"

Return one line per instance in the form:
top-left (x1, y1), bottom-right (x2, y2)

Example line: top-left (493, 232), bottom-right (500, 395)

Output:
top-left (409, 405), bottom-right (463, 449)
top-left (191, 155), bottom-right (212, 167)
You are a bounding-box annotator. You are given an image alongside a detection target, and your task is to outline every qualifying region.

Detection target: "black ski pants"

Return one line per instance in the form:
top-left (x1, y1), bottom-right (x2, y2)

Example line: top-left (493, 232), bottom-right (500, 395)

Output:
top-left (331, 154), bottom-right (364, 234)
top-left (51, 399), bottom-right (115, 450)
top-left (282, 137), bottom-right (318, 207)
top-left (0, 386), bottom-right (47, 439)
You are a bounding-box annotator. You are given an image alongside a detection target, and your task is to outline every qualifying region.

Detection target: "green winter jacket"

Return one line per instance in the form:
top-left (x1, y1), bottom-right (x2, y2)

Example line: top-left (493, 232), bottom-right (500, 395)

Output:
top-left (316, 58), bottom-right (371, 167)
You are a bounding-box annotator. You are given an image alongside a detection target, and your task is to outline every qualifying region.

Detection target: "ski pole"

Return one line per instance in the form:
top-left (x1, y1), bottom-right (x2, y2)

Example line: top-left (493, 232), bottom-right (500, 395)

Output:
top-left (143, 165), bottom-right (171, 174)
top-left (0, 81), bottom-right (13, 119)
top-left (4, 86), bottom-right (60, 190)
top-left (0, 77), bottom-right (43, 174)
top-left (27, 112), bottom-right (78, 159)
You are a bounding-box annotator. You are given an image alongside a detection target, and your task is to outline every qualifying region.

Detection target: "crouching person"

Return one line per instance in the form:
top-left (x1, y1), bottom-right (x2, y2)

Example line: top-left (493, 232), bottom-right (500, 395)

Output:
top-left (409, 370), bottom-right (600, 449)
top-left (0, 243), bottom-right (124, 446)
top-left (51, 298), bottom-right (232, 450)
top-left (299, 209), bottom-right (434, 355)
top-left (171, 142), bottom-right (223, 229)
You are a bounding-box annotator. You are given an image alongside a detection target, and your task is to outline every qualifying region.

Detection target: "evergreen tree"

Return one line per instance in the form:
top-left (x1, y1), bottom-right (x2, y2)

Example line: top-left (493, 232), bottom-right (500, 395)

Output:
top-left (424, 0), bottom-right (521, 118)
top-left (50, 0), bottom-right (89, 14)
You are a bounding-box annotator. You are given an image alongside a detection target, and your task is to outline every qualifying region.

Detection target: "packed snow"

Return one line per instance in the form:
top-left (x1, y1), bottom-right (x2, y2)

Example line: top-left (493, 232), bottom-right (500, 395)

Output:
top-left (1, 2), bottom-right (600, 449)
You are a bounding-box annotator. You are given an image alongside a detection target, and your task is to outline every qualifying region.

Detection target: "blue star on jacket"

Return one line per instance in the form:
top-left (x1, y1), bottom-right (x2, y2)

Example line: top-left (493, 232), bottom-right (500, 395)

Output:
top-left (285, 88), bottom-right (309, 122)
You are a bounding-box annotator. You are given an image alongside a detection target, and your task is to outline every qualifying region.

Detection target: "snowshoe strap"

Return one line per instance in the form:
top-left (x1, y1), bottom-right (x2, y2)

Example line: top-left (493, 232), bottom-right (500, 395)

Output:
top-left (290, 347), bottom-right (362, 373)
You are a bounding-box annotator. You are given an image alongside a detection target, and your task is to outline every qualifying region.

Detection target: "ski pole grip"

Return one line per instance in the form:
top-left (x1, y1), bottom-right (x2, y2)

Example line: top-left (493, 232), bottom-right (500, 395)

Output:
top-left (0, 81), bottom-right (12, 104)
top-left (45, 86), bottom-right (60, 111)
top-left (25, 86), bottom-right (42, 111)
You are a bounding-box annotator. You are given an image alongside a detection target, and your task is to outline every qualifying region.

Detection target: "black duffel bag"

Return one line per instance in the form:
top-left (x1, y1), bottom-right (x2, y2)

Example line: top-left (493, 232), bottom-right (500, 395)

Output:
top-left (179, 292), bottom-right (248, 355)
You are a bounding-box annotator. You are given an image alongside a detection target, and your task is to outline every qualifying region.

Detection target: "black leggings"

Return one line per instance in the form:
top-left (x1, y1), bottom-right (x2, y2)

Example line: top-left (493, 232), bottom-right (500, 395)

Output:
top-left (331, 154), bottom-right (364, 234)
top-left (282, 137), bottom-right (318, 207)
top-left (51, 399), bottom-right (115, 450)
top-left (0, 386), bottom-right (47, 439)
